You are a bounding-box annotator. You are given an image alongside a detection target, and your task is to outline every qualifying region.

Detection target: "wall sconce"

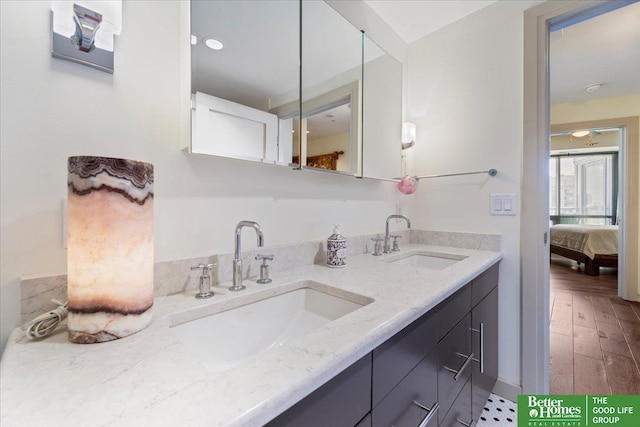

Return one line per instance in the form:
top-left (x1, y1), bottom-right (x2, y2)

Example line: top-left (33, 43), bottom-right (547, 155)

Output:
top-left (401, 122), bottom-right (416, 150)
top-left (51, 1), bottom-right (122, 73)
top-left (67, 156), bottom-right (154, 343)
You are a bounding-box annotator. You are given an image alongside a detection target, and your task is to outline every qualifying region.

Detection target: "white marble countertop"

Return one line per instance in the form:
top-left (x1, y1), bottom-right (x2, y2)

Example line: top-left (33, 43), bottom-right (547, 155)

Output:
top-left (0, 244), bottom-right (501, 427)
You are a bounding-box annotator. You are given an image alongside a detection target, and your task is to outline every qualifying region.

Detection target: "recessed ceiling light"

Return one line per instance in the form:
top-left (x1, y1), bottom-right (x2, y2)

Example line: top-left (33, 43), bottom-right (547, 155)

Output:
top-left (190, 34), bottom-right (197, 45)
top-left (204, 38), bottom-right (224, 51)
top-left (585, 83), bottom-right (603, 93)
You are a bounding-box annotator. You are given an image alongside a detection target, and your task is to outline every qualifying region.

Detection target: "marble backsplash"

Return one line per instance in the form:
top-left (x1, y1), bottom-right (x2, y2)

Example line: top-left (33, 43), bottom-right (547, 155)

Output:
top-left (20, 229), bottom-right (499, 323)
top-left (410, 230), bottom-right (501, 252)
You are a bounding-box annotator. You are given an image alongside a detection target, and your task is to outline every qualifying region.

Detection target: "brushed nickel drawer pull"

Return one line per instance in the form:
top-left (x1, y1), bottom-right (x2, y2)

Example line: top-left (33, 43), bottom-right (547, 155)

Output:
top-left (413, 401), bottom-right (439, 427)
top-left (443, 352), bottom-right (474, 381)
top-left (471, 322), bottom-right (485, 373)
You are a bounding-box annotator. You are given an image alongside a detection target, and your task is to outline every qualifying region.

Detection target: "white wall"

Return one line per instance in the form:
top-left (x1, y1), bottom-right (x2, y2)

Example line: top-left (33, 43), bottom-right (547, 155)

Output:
top-left (0, 1), bottom-right (403, 354)
top-left (551, 95), bottom-right (640, 124)
top-left (406, 0), bottom-right (539, 390)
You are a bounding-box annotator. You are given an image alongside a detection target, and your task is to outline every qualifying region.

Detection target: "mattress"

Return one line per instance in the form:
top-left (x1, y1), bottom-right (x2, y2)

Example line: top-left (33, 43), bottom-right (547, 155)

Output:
top-left (550, 224), bottom-right (618, 259)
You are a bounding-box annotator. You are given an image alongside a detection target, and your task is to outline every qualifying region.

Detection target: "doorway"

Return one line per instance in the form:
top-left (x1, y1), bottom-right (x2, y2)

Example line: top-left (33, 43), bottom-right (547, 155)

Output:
top-left (522, 1), bottom-right (640, 394)
top-left (547, 122), bottom-right (640, 393)
top-left (549, 123), bottom-right (623, 289)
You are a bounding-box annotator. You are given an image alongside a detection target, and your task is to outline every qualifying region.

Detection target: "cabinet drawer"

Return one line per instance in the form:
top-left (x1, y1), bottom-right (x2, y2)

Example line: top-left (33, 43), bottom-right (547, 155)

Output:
top-left (440, 377), bottom-right (472, 427)
top-left (372, 311), bottom-right (437, 406)
top-left (472, 287), bottom-right (499, 421)
top-left (356, 413), bottom-right (372, 427)
top-left (438, 314), bottom-right (472, 423)
top-left (372, 350), bottom-right (438, 427)
top-left (437, 285), bottom-right (471, 340)
top-left (266, 354), bottom-right (372, 427)
top-left (471, 263), bottom-right (498, 307)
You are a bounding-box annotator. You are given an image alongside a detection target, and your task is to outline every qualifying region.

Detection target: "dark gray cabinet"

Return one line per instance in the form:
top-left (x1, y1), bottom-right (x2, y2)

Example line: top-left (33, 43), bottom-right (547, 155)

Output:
top-left (356, 414), bottom-right (372, 427)
top-left (437, 313), bottom-right (472, 424)
top-left (436, 285), bottom-right (471, 341)
top-left (372, 310), bottom-right (437, 407)
top-left (471, 286), bottom-right (499, 422)
top-left (265, 354), bottom-right (372, 427)
top-left (267, 262), bottom-right (499, 427)
top-left (371, 349), bottom-right (438, 427)
top-left (440, 378), bottom-right (472, 427)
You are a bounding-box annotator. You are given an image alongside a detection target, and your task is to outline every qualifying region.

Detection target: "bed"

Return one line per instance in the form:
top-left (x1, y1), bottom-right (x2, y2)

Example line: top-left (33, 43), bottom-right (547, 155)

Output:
top-left (549, 224), bottom-right (618, 276)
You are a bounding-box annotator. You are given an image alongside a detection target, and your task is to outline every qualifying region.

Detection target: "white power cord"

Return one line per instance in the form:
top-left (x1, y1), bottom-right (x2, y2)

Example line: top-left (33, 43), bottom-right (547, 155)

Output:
top-left (22, 299), bottom-right (68, 340)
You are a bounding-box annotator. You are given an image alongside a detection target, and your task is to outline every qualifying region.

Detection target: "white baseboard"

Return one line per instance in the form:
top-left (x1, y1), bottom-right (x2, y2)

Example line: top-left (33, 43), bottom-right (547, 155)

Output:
top-left (492, 378), bottom-right (522, 402)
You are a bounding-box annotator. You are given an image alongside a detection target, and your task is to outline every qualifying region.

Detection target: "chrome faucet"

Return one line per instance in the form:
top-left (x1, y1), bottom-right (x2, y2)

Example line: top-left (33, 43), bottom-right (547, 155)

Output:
top-left (384, 215), bottom-right (411, 253)
top-left (231, 221), bottom-right (264, 291)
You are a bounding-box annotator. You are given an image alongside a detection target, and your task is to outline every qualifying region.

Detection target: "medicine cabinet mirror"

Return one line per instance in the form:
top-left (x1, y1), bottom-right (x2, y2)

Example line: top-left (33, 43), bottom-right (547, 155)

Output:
top-left (189, 0), bottom-right (403, 180)
top-left (190, 0), bottom-right (298, 165)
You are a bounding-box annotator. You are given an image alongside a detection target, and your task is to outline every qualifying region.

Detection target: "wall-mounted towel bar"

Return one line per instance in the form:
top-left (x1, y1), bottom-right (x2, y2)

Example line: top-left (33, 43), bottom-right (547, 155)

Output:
top-left (413, 168), bottom-right (497, 180)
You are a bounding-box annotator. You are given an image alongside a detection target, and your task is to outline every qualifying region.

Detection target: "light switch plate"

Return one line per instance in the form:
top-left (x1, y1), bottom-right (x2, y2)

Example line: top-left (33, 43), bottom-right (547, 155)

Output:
top-left (490, 193), bottom-right (518, 216)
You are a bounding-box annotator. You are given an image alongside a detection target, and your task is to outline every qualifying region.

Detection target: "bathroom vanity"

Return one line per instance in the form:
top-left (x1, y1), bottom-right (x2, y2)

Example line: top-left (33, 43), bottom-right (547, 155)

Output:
top-left (0, 243), bottom-right (501, 427)
top-left (267, 264), bottom-right (498, 427)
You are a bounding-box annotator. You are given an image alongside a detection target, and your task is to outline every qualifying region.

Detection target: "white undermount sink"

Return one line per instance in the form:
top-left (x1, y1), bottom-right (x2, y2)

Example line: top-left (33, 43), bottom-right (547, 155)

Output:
top-left (385, 251), bottom-right (468, 270)
top-left (170, 281), bottom-right (372, 373)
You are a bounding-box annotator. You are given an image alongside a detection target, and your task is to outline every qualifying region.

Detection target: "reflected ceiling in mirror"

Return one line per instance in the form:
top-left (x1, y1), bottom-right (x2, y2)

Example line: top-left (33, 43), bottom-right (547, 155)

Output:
top-left (190, 0), bottom-right (298, 165)
top-left (189, 0), bottom-right (404, 181)
top-left (191, 0), bottom-right (298, 111)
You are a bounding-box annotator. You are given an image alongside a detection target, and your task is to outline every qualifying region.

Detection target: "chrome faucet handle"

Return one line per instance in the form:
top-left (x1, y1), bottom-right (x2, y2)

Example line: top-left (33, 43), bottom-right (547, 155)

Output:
top-left (391, 235), bottom-right (402, 252)
top-left (190, 263), bottom-right (216, 299)
top-left (255, 254), bottom-right (274, 284)
top-left (371, 238), bottom-right (384, 256)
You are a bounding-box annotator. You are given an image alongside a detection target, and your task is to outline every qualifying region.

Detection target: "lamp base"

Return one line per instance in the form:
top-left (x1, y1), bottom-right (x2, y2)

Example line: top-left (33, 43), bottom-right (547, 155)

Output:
top-left (68, 309), bottom-right (152, 344)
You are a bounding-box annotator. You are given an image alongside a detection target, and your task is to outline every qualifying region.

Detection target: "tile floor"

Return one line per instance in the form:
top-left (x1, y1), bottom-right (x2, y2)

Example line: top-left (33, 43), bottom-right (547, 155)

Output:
top-left (476, 393), bottom-right (517, 427)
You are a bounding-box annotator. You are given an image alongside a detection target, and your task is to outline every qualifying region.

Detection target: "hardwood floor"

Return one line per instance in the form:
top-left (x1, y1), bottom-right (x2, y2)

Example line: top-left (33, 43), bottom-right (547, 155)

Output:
top-left (549, 254), bottom-right (640, 394)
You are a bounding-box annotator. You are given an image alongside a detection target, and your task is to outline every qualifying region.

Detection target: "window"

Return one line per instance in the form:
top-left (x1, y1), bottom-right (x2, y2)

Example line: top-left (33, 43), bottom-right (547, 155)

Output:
top-left (549, 153), bottom-right (617, 225)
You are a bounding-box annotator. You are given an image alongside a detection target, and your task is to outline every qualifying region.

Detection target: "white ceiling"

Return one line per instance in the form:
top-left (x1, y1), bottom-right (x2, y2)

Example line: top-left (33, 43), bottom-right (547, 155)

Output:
top-left (366, 0), bottom-right (640, 104)
top-left (364, 0), bottom-right (498, 43)
top-left (549, 1), bottom-right (640, 104)
top-left (192, 1), bottom-right (640, 115)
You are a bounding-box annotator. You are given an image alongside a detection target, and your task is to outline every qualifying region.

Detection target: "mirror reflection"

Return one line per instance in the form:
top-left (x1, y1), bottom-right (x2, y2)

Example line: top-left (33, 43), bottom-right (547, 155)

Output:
top-left (362, 35), bottom-right (403, 180)
top-left (189, 0), bottom-right (403, 180)
top-left (190, 0), bottom-right (298, 165)
top-left (299, 0), bottom-right (363, 175)
top-left (300, 103), bottom-right (351, 171)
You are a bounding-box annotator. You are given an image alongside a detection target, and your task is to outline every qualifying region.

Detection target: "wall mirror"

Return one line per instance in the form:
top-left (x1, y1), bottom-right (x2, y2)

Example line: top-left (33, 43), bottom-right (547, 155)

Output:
top-left (361, 35), bottom-right (403, 180)
top-left (190, 0), bottom-right (299, 165)
top-left (271, 0), bottom-right (364, 175)
top-left (189, 0), bottom-right (403, 180)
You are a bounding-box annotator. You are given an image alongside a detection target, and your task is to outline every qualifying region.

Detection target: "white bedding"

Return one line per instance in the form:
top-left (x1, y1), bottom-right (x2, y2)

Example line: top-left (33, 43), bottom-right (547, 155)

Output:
top-left (550, 224), bottom-right (618, 260)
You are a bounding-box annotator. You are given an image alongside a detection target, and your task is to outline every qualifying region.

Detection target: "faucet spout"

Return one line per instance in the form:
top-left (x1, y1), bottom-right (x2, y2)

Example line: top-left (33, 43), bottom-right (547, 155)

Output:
top-left (231, 221), bottom-right (264, 292)
top-left (384, 215), bottom-right (411, 254)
